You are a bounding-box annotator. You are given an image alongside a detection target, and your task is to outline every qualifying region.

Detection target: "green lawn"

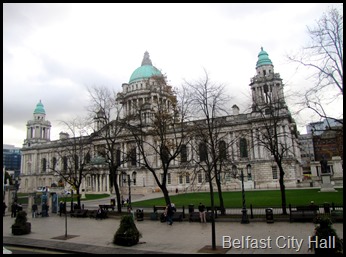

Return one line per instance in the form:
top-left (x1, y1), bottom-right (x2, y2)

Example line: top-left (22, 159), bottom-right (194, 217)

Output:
top-left (17, 188), bottom-right (343, 208)
top-left (130, 188), bottom-right (343, 208)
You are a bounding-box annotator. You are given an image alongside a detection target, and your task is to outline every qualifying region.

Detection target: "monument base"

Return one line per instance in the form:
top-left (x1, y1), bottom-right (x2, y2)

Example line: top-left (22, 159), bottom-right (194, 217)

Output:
top-left (319, 173), bottom-right (337, 192)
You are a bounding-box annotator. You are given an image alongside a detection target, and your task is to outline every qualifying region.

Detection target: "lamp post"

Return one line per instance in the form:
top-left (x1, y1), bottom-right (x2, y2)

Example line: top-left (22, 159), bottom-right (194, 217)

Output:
top-left (122, 174), bottom-right (133, 207)
top-left (127, 175), bottom-right (131, 207)
top-left (14, 176), bottom-right (20, 202)
top-left (240, 168), bottom-right (249, 224)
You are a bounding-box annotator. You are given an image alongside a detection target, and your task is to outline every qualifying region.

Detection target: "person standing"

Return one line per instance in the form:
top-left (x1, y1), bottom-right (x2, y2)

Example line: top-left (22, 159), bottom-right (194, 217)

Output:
top-left (59, 201), bottom-right (64, 216)
top-left (165, 203), bottom-right (174, 225)
top-left (32, 203), bottom-right (38, 218)
top-left (198, 202), bottom-right (206, 223)
top-left (3, 201), bottom-right (7, 216)
top-left (11, 201), bottom-right (17, 218)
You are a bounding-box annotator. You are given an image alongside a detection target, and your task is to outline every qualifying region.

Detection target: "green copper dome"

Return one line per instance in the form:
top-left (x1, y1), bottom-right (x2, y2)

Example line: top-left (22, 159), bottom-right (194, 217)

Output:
top-left (256, 47), bottom-right (273, 68)
top-left (34, 100), bottom-right (46, 114)
top-left (129, 51), bottom-right (162, 83)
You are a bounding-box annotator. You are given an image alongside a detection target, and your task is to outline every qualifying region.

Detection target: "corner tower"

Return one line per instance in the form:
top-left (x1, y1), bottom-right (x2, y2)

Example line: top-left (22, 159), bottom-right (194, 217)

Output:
top-left (23, 100), bottom-right (51, 147)
top-left (249, 47), bottom-right (286, 112)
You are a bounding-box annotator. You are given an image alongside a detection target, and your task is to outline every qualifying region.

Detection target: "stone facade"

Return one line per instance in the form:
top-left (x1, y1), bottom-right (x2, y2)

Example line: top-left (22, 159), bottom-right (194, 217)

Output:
top-left (19, 49), bottom-right (303, 198)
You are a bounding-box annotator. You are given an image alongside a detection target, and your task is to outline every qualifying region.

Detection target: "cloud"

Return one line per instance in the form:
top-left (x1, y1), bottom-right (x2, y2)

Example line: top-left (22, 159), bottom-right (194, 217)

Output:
top-left (3, 3), bottom-right (343, 147)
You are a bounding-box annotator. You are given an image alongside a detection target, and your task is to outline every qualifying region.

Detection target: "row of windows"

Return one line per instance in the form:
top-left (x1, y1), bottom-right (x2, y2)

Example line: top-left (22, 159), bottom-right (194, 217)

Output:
top-left (39, 137), bottom-right (250, 172)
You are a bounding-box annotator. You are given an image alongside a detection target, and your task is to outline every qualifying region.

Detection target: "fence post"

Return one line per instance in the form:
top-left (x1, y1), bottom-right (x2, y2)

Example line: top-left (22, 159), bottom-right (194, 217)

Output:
top-left (250, 204), bottom-right (253, 219)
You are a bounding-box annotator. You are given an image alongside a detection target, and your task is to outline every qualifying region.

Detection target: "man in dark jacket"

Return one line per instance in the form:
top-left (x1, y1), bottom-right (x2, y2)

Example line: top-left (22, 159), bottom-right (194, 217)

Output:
top-left (165, 203), bottom-right (174, 225)
top-left (198, 202), bottom-right (206, 223)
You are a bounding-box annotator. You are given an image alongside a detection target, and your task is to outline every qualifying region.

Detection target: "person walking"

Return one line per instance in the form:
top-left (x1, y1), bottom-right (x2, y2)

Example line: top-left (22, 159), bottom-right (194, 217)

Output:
top-left (165, 203), bottom-right (174, 225)
top-left (198, 202), bottom-right (206, 223)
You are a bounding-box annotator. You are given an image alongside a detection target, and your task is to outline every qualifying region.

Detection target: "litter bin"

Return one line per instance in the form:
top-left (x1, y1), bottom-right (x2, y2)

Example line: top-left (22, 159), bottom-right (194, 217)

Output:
top-left (136, 209), bottom-right (144, 221)
top-left (265, 208), bottom-right (274, 223)
top-left (188, 204), bottom-right (194, 214)
top-left (110, 198), bottom-right (115, 206)
top-left (323, 202), bottom-right (330, 214)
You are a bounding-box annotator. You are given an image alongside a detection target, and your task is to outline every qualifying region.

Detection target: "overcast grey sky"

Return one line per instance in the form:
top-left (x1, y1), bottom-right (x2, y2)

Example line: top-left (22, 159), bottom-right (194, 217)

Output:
top-left (3, 3), bottom-right (343, 147)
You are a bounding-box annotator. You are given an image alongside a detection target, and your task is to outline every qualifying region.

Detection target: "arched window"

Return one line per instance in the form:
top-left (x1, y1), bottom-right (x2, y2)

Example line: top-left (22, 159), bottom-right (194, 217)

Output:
top-left (232, 165), bottom-right (238, 178)
top-left (199, 142), bottom-right (207, 162)
top-left (162, 145), bottom-right (170, 164)
top-left (63, 156), bottom-right (68, 172)
top-left (132, 172), bottom-right (137, 185)
top-left (74, 155), bottom-right (79, 170)
top-left (85, 153), bottom-right (91, 164)
top-left (247, 164), bottom-right (252, 180)
top-left (130, 147), bottom-right (136, 166)
top-left (52, 157), bottom-right (57, 170)
top-left (219, 140), bottom-right (227, 160)
top-left (116, 149), bottom-right (121, 167)
top-left (240, 138), bottom-right (248, 158)
top-left (42, 158), bottom-right (47, 172)
top-left (180, 144), bottom-right (187, 162)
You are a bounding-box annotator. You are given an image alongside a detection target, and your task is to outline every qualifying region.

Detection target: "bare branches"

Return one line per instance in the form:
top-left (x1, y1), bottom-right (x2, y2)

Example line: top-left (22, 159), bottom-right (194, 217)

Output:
top-left (287, 5), bottom-right (343, 121)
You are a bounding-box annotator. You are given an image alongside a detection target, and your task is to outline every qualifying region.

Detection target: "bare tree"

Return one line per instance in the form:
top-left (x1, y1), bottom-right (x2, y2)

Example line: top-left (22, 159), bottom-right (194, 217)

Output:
top-left (287, 5), bottom-right (343, 126)
top-left (252, 85), bottom-right (300, 215)
top-left (49, 117), bottom-right (94, 209)
top-left (183, 70), bottom-right (234, 250)
top-left (87, 85), bottom-right (127, 212)
top-left (124, 75), bottom-right (191, 205)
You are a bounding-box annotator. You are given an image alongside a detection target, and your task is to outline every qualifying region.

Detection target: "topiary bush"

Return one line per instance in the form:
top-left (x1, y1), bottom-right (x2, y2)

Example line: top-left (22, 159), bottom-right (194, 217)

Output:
top-left (310, 216), bottom-right (343, 255)
top-left (12, 210), bottom-right (31, 235)
top-left (113, 214), bottom-right (142, 246)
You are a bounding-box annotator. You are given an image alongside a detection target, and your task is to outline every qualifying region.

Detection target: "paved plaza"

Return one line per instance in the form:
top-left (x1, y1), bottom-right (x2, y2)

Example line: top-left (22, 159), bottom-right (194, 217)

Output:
top-left (3, 193), bottom-right (343, 254)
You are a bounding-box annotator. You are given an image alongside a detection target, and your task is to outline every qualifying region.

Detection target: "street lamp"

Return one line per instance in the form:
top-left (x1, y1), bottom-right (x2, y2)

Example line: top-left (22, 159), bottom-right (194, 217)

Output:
top-left (240, 168), bottom-right (249, 224)
top-left (123, 174), bottom-right (132, 207)
top-left (14, 176), bottom-right (20, 202)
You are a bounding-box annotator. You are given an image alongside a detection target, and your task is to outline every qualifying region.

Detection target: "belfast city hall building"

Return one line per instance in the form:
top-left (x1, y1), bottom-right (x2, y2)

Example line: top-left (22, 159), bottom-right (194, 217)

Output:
top-left (19, 48), bottom-right (302, 201)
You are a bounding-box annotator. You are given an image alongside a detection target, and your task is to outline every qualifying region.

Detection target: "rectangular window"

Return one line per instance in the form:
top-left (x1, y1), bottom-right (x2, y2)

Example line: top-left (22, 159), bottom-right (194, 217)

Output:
top-left (179, 175), bottom-right (183, 184)
top-left (130, 147), bottom-right (136, 166)
top-left (197, 172), bottom-right (202, 183)
top-left (186, 175), bottom-right (190, 184)
top-left (225, 172), bottom-right (231, 182)
top-left (167, 173), bottom-right (171, 185)
top-left (181, 144), bottom-right (187, 162)
top-left (272, 166), bottom-right (278, 179)
top-left (205, 171), bottom-right (210, 182)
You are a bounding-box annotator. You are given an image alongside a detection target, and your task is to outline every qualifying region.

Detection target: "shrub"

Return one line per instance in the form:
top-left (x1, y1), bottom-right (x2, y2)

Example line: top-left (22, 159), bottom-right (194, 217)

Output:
top-left (310, 216), bottom-right (343, 255)
top-left (12, 211), bottom-right (31, 235)
top-left (113, 215), bottom-right (142, 246)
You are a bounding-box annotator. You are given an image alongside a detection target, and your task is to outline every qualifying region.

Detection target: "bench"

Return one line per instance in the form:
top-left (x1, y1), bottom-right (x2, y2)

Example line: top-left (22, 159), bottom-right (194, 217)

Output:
top-left (290, 205), bottom-right (319, 222)
top-left (153, 206), bottom-right (167, 213)
top-left (153, 205), bottom-right (184, 222)
top-left (331, 210), bottom-right (343, 222)
top-left (99, 204), bottom-right (115, 211)
top-left (206, 206), bottom-right (224, 218)
top-left (70, 209), bottom-right (89, 218)
top-left (189, 211), bottom-right (213, 222)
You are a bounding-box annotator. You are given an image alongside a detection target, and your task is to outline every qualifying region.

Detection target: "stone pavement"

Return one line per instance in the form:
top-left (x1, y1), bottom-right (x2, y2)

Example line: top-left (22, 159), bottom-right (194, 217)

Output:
top-left (3, 193), bottom-right (343, 254)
